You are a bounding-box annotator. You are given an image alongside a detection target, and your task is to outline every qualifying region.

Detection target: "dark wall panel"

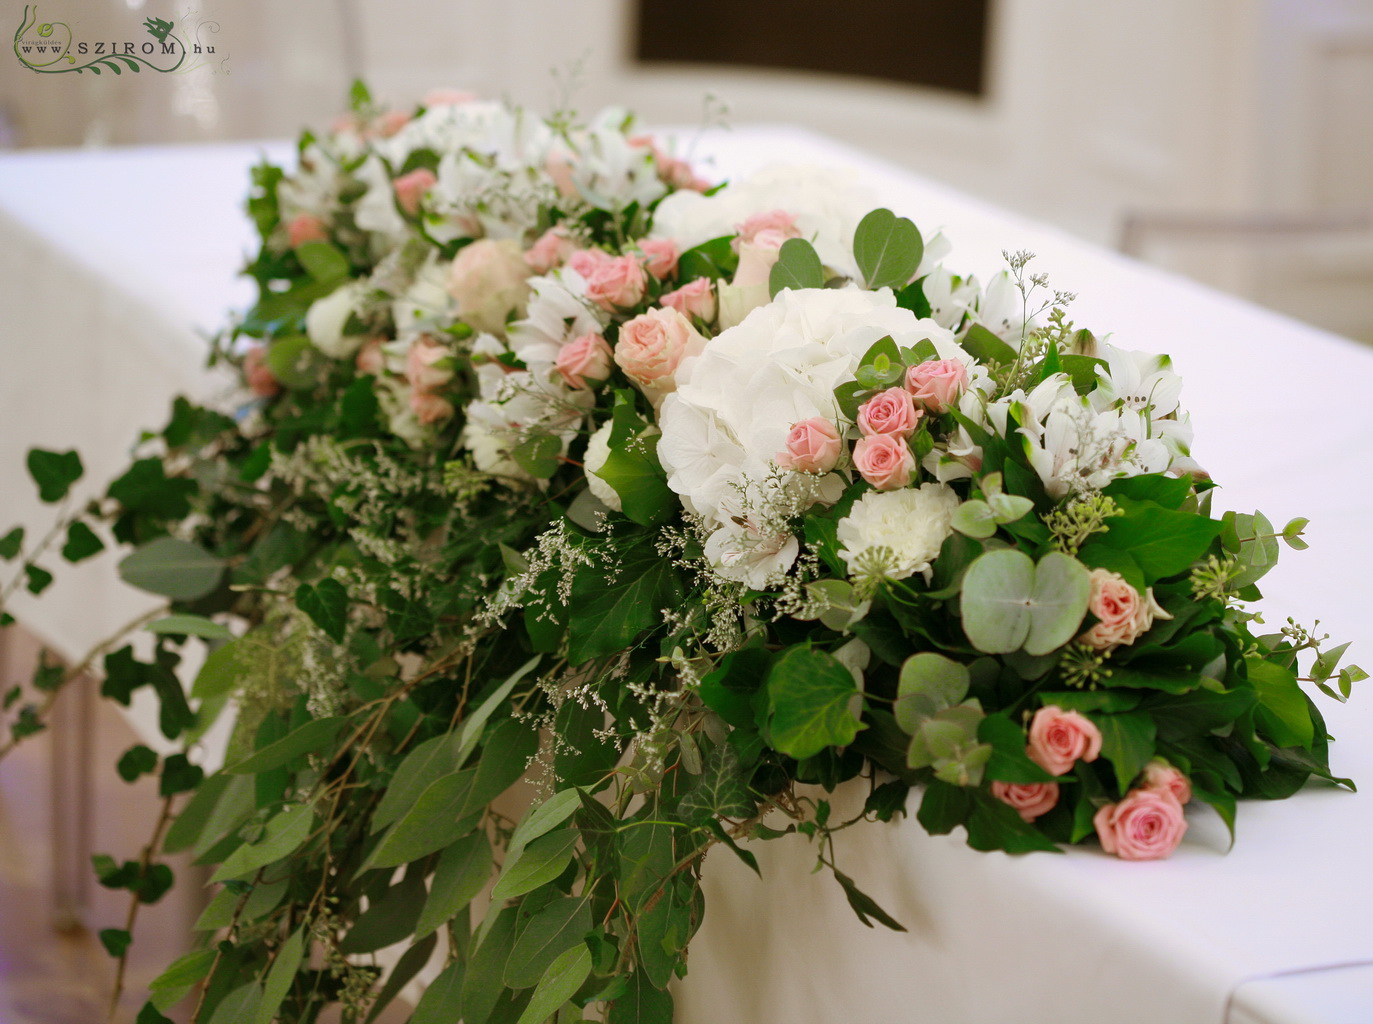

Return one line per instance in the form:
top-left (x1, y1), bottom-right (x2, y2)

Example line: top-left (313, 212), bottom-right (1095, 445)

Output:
top-left (635, 0), bottom-right (990, 97)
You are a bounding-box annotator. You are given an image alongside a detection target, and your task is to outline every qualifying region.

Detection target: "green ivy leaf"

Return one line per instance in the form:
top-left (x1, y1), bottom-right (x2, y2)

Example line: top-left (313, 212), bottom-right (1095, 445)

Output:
top-left (24, 564), bottom-right (53, 595)
top-left (61, 521), bottom-right (104, 563)
top-left (107, 458), bottom-right (196, 519)
top-left (567, 533), bottom-right (683, 665)
top-left (768, 237), bottom-right (824, 297)
top-left (296, 578), bottom-right (349, 643)
top-left (117, 745), bottom-right (159, 783)
top-left (678, 742), bottom-right (755, 821)
top-left (511, 432), bottom-right (562, 478)
top-left (833, 867), bottom-right (907, 931)
top-left (99, 927), bottom-right (132, 957)
top-left (1249, 659), bottom-right (1314, 750)
top-left (853, 208), bottom-right (923, 290)
top-left (27, 448), bottom-right (83, 503)
top-left (159, 753), bottom-right (204, 797)
top-left (0, 526), bottom-right (22, 560)
top-left (1095, 712), bottom-right (1157, 793)
top-left (765, 647), bottom-right (866, 759)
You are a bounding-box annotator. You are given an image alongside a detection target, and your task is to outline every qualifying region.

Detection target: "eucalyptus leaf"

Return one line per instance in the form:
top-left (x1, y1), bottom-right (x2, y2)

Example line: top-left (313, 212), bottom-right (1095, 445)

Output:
top-left (253, 927), bottom-right (304, 1024)
top-left (853, 208), bottom-right (923, 290)
top-left (491, 827), bottom-right (580, 901)
top-left (516, 944), bottom-right (592, 1024)
top-left (119, 537), bottom-right (225, 601)
top-left (768, 237), bottom-right (824, 297)
top-left (211, 802), bottom-right (316, 882)
top-left (416, 832), bottom-right (493, 939)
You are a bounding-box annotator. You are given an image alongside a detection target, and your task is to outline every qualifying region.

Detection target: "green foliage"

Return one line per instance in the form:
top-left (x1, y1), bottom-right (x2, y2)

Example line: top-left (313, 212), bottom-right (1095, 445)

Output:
top-left (853, 207), bottom-right (923, 290)
top-left (765, 647), bottom-right (866, 759)
top-left (960, 549), bottom-right (1090, 656)
top-left (118, 537), bottom-right (224, 601)
top-left (61, 521), bottom-right (104, 562)
top-left (27, 448), bottom-right (83, 503)
top-left (768, 237), bottom-right (824, 297)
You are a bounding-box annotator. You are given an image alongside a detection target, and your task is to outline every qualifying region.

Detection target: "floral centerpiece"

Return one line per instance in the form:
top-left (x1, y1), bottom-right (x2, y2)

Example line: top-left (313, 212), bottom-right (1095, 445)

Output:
top-left (0, 83), bottom-right (1361, 1023)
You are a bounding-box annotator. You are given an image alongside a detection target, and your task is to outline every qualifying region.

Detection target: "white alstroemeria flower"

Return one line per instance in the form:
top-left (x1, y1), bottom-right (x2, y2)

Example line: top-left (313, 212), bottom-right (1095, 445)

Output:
top-left (914, 231), bottom-right (953, 281)
top-left (305, 281), bottom-right (367, 358)
top-left (391, 257), bottom-right (455, 340)
top-left (921, 266), bottom-right (981, 331)
top-left (973, 271), bottom-right (1030, 343)
top-left (583, 421), bottom-right (622, 512)
top-left (507, 269), bottom-right (607, 375)
top-left (702, 519), bottom-right (800, 591)
top-left (1090, 344), bottom-right (1184, 418)
top-left (1022, 396), bottom-right (1173, 499)
top-left (352, 155), bottom-right (407, 242)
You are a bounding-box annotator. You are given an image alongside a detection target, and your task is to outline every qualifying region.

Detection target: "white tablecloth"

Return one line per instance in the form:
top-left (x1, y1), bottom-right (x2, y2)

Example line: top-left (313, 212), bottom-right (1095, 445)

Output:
top-left (1, 128), bottom-right (1369, 1024)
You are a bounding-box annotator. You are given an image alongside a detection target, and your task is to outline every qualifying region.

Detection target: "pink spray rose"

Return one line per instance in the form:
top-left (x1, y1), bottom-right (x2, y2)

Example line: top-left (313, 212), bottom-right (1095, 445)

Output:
top-left (638, 238), bottom-right (679, 280)
top-left (613, 307), bottom-right (705, 396)
top-left (1141, 759), bottom-right (1192, 805)
top-left (1094, 788), bottom-right (1188, 861)
top-left (447, 238), bottom-right (532, 335)
top-left (544, 151), bottom-right (579, 199)
top-left (374, 109), bottom-right (411, 139)
top-left (243, 345), bottom-right (279, 398)
top-left (857, 387), bottom-right (923, 439)
top-left (287, 213), bottom-right (328, 248)
top-left (392, 168), bottom-right (437, 215)
top-left (852, 434), bottom-right (916, 490)
top-left (580, 253), bottom-right (648, 312)
top-left (660, 278), bottom-right (717, 323)
top-left (732, 228), bottom-right (791, 290)
top-left (736, 209), bottom-right (801, 246)
top-left (405, 337), bottom-right (453, 392)
top-left (777, 418), bottom-right (843, 474)
top-left (905, 359), bottom-right (969, 414)
top-left (1027, 705), bottom-right (1103, 776)
top-left (990, 781), bottom-right (1060, 823)
top-left (555, 333), bottom-right (614, 390)
top-left (410, 389), bottom-right (454, 425)
top-left (423, 88), bottom-right (477, 107)
top-left (524, 227), bottom-right (576, 274)
top-left (1078, 569), bottom-right (1171, 652)
top-left (355, 338), bottom-right (386, 377)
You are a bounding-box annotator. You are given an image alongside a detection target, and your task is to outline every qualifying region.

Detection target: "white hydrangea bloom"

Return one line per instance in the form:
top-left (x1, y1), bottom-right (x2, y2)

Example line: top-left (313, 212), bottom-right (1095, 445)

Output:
top-left (651, 164), bottom-right (876, 280)
top-left (658, 287), bottom-right (965, 582)
top-left (838, 484), bottom-right (962, 581)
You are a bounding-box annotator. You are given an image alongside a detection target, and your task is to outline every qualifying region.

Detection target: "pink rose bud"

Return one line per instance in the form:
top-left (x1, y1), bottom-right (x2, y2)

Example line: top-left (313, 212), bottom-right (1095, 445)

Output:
top-left (1078, 568), bottom-right (1171, 652)
top-left (405, 336), bottom-right (453, 392)
top-left (1027, 706), bottom-right (1103, 776)
top-left (392, 168), bottom-right (437, 215)
top-left (582, 253), bottom-right (648, 312)
top-left (525, 227), bottom-right (577, 274)
top-left (736, 209), bottom-right (801, 246)
top-left (732, 228), bottom-right (790, 290)
top-left (423, 88), bottom-right (477, 107)
top-left (905, 358), bottom-right (969, 414)
top-left (555, 333), bottom-right (614, 390)
top-left (243, 345), bottom-right (280, 398)
top-left (852, 434), bottom-right (916, 490)
top-left (410, 388), bottom-right (454, 425)
top-left (778, 417), bottom-right (843, 474)
top-left (568, 248), bottom-right (612, 278)
top-left (660, 278), bottom-right (717, 323)
top-left (1094, 788), bottom-right (1188, 861)
top-left (287, 213), bottom-right (328, 248)
top-left (1141, 759), bottom-right (1192, 805)
top-left (613, 307), bottom-right (706, 397)
top-left (638, 238), bottom-right (680, 280)
top-left (355, 337), bottom-right (386, 377)
top-left (990, 780), bottom-right (1060, 822)
top-left (857, 387), bottom-right (923, 439)
top-left (375, 109), bottom-right (411, 138)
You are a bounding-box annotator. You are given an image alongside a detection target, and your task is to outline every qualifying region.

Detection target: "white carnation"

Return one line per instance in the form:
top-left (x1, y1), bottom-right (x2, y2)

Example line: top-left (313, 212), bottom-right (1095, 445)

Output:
top-left (305, 281), bottom-right (366, 358)
top-left (837, 484), bottom-right (961, 581)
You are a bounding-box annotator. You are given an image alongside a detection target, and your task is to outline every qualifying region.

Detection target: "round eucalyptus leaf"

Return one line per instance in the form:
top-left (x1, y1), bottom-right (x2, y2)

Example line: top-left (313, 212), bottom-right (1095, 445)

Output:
top-left (960, 549), bottom-right (1035, 653)
top-left (1024, 551), bottom-right (1091, 656)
